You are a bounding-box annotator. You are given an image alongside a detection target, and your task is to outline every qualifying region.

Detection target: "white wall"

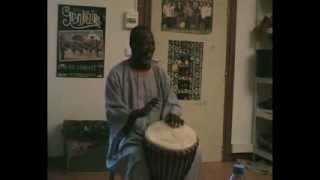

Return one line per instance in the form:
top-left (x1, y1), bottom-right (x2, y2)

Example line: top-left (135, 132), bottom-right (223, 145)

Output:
top-left (231, 0), bottom-right (256, 153)
top-left (151, 0), bottom-right (229, 162)
top-left (48, 0), bottom-right (136, 156)
top-left (48, 0), bottom-right (258, 158)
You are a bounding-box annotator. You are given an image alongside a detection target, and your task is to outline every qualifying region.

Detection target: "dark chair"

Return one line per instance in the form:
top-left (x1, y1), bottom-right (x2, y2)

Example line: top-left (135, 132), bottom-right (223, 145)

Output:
top-left (61, 120), bottom-right (121, 179)
top-left (62, 120), bottom-right (109, 172)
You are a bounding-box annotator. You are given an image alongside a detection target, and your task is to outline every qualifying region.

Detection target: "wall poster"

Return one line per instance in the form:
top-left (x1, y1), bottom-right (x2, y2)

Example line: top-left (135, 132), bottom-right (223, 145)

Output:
top-left (57, 4), bottom-right (106, 78)
top-left (161, 0), bottom-right (213, 34)
top-left (168, 40), bottom-right (203, 100)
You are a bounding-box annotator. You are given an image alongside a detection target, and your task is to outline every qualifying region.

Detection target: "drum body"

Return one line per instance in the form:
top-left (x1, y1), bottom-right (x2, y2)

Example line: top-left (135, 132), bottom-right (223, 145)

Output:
top-left (144, 121), bottom-right (199, 180)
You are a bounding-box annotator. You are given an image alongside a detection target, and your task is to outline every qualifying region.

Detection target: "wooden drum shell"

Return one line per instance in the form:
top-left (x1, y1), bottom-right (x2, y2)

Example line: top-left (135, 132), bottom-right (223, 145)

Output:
top-left (144, 137), bottom-right (199, 180)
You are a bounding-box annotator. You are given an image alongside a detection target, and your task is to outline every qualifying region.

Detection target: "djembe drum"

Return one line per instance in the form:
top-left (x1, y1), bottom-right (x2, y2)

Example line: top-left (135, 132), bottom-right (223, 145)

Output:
top-left (144, 121), bottom-right (199, 180)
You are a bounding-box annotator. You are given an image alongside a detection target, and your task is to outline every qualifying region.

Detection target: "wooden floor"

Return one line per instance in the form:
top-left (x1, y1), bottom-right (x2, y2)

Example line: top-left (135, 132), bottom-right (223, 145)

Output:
top-left (48, 162), bottom-right (272, 180)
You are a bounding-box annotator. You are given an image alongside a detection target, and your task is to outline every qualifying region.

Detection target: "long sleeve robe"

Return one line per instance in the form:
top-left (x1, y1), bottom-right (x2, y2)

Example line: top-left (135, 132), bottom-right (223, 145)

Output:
top-left (105, 60), bottom-right (182, 174)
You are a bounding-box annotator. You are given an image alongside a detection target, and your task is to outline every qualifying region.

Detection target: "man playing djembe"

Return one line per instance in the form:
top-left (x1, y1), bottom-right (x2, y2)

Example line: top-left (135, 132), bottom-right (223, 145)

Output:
top-left (105, 26), bottom-right (202, 180)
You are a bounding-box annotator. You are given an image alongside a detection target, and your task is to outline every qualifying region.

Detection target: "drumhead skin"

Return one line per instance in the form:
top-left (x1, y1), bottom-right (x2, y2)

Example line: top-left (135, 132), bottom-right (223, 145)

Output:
top-left (145, 121), bottom-right (198, 151)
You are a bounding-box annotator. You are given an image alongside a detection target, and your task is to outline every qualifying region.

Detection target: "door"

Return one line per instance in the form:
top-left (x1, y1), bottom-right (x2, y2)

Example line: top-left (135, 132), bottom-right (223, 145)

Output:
top-left (138, 0), bottom-right (237, 162)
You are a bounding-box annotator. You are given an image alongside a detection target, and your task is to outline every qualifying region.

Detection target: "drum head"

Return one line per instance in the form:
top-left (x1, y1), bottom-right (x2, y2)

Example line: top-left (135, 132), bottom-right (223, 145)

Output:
top-left (145, 121), bottom-right (198, 151)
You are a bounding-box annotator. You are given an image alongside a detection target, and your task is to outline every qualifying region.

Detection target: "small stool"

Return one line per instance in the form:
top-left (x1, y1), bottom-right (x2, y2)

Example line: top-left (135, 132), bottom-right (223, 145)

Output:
top-left (107, 166), bottom-right (123, 180)
top-left (108, 170), bottom-right (115, 180)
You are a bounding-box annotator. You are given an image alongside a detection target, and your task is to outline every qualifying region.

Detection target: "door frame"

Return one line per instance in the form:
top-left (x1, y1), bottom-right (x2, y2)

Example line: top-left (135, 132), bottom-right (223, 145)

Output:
top-left (222, 0), bottom-right (238, 161)
top-left (137, 0), bottom-right (152, 28)
top-left (137, 0), bottom-right (238, 161)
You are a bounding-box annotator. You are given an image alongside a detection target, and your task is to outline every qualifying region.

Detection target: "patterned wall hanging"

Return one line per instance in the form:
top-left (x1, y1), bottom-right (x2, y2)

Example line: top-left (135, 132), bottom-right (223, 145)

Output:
top-left (168, 40), bottom-right (203, 100)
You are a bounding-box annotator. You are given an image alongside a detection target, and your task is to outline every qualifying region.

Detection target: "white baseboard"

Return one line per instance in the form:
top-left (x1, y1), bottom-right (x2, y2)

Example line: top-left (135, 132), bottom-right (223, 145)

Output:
top-left (232, 144), bottom-right (253, 153)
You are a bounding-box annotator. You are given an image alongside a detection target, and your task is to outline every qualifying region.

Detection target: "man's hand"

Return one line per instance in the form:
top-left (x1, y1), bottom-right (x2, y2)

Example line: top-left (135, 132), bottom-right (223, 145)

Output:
top-left (130, 98), bottom-right (160, 118)
top-left (138, 98), bottom-right (160, 117)
top-left (165, 113), bottom-right (184, 128)
top-left (123, 98), bottom-right (160, 134)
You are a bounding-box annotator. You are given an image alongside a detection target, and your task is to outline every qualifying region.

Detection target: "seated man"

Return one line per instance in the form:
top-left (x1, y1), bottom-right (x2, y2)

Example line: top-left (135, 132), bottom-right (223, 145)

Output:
top-left (105, 26), bottom-right (202, 180)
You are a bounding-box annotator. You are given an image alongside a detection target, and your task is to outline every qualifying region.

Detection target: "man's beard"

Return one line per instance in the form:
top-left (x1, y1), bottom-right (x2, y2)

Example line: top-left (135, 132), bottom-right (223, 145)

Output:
top-left (138, 58), bottom-right (151, 69)
top-left (131, 56), bottom-right (152, 70)
top-left (131, 52), bottom-right (153, 70)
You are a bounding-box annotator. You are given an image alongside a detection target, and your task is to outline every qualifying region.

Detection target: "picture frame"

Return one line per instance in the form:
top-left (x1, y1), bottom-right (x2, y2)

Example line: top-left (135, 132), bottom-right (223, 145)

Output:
top-left (161, 0), bottom-right (214, 34)
top-left (57, 4), bottom-right (106, 78)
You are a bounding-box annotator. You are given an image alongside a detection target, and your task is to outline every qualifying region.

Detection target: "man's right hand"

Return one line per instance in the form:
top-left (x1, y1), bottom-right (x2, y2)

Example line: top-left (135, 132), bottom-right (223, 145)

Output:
top-left (123, 98), bottom-right (160, 134)
top-left (137, 98), bottom-right (160, 117)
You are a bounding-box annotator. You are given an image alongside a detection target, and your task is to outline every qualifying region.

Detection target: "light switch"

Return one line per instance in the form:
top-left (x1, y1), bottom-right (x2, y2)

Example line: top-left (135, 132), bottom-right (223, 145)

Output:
top-left (124, 11), bottom-right (139, 29)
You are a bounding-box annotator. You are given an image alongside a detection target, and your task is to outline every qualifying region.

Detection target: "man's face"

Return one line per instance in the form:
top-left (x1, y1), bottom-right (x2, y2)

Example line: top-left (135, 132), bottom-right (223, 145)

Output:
top-left (131, 31), bottom-right (155, 69)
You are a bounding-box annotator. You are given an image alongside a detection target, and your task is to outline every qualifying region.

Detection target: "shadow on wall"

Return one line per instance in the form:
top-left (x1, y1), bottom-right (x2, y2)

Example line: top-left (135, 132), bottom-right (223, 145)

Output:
top-left (247, 54), bottom-right (256, 94)
top-left (48, 123), bottom-right (64, 156)
top-left (247, 29), bottom-right (257, 94)
top-left (249, 29), bottom-right (256, 49)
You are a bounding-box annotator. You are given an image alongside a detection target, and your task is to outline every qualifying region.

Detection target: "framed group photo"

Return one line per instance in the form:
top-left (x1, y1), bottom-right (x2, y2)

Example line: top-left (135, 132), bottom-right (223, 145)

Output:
top-left (161, 0), bottom-right (214, 34)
